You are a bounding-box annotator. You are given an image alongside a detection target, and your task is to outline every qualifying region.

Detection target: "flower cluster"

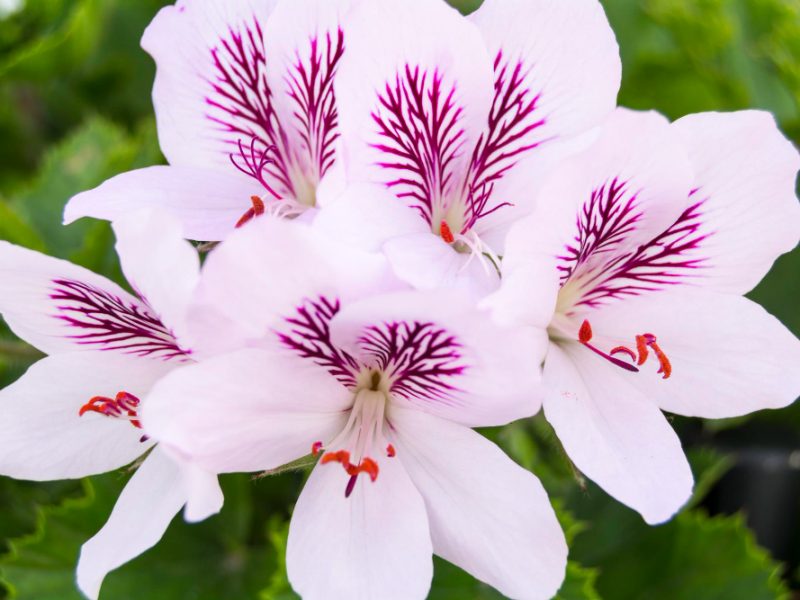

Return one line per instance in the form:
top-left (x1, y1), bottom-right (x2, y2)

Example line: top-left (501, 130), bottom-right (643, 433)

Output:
top-left (1, 0), bottom-right (799, 598)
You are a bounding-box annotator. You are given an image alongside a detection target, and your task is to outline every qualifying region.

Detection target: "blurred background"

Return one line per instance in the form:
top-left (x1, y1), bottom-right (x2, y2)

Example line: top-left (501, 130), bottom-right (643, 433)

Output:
top-left (0, 0), bottom-right (798, 598)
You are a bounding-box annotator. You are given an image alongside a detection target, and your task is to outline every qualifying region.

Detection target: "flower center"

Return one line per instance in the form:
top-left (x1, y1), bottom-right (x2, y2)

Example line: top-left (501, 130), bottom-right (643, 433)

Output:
top-left (78, 391), bottom-right (149, 442)
top-left (311, 372), bottom-right (396, 498)
top-left (231, 139), bottom-right (316, 228)
top-left (577, 319), bottom-right (672, 379)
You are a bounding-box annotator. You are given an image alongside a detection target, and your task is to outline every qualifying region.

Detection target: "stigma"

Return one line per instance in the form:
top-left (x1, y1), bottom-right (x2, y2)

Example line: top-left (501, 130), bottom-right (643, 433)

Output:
top-left (578, 320), bottom-right (672, 379)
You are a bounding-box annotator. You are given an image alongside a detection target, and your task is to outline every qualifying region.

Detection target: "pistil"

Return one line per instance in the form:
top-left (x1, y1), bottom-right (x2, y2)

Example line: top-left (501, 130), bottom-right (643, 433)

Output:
top-left (317, 387), bottom-right (394, 498)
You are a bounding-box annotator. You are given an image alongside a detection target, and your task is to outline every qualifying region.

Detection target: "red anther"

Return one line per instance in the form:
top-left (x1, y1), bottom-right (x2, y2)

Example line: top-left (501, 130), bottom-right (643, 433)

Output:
top-left (235, 196), bottom-right (267, 228)
top-left (79, 392), bottom-right (144, 432)
top-left (440, 220), bottom-right (455, 244)
top-left (321, 449), bottom-right (380, 495)
top-left (386, 444), bottom-right (396, 458)
top-left (650, 341), bottom-right (672, 379)
top-left (610, 346), bottom-right (637, 362)
top-left (311, 441), bottom-right (324, 457)
top-left (635, 335), bottom-right (649, 365)
top-left (578, 320), bottom-right (593, 344)
top-left (359, 457), bottom-right (379, 482)
top-left (321, 450), bottom-right (350, 466)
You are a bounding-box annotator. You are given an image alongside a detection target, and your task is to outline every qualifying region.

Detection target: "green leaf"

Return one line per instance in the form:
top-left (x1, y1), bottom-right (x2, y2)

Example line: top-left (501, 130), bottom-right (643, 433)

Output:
top-left (1, 473), bottom-right (277, 600)
top-left (555, 563), bottom-right (601, 600)
top-left (588, 511), bottom-right (788, 600)
top-left (0, 198), bottom-right (45, 251)
top-left (8, 116), bottom-right (161, 269)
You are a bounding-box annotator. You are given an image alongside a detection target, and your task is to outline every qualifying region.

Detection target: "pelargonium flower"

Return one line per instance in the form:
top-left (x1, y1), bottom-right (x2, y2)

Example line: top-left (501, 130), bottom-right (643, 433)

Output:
top-left (142, 217), bottom-right (567, 600)
top-left (64, 0), bottom-right (355, 241)
top-left (0, 210), bottom-right (222, 599)
top-left (320, 0), bottom-right (620, 293)
top-left (486, 108), bottom-right (800, 524)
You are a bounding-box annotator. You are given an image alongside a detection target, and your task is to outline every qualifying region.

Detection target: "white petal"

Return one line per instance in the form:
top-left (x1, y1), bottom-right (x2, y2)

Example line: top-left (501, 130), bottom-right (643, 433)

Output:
top-left (312, 182), bottom-right (428, 253)
top-left (382, 233), bottom-right (501, 298)
top-left (286, 443), bottom-right (433, 600)
top-left (76, 448), bottom-right (187, 600)
top-left (543, 343), bottom-right (694, 524)
top-left (142, 348), bottom-right (350, 474)
top-left (178, 459), bottom-right (225, 523)
top-left (187, 217), bottom-right (397, 357)
top-left (392, 407), bottom-right (567, 600)
top-left (0, 353), bottom-right (167, 480)
top-left (587, 290), bottom-right (800, 419)
top-left (330, 290), bottom-right (547, 427)
top-left (671, 110), bottom-right (800, 294)
top-left (481, 236), bottom-right (560, 330)
top-left (112, 209), bottom-right (199, 348)
top-left (65, 166), bottom-right (261, 242)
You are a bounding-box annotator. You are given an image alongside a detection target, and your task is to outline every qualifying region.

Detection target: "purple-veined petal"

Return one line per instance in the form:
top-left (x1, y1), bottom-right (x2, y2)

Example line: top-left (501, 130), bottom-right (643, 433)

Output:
top-left (0, 352), bottom-right (168, 481)
top-left (0, 242), bottom-right (188, 361)
top-left (465, 0), bottom-right (621, 242)
top-left (392, 407), bottom-right (567, 600)
top-left (501, 109), bottom-right (695, 314)
top-left (585, 289), bottom-right (800, 419)
top-left (64, 166), bottom-right (262, 242)
top-left (143, 0), bottom-right (282, 182)
top-left (112, 209), bottom-right (199, 350)
top-left (143, 0), bottom-right (351, 208)
top-left (336, 0), bottom-right (494, 234)
top-left (328, 290), bottom-right (546, 427)
top-left (76, 448), bottom-right (189, 600)
top-left (286, 439), bottom-right (433, 600)
top-left (141, 348), bottom-right (350, 474)
top-left (262, 0), bottom-right (352, 205)
top-left (543, 343), bottom-right (694, 525)
top-left (670, 110), bottom-right (800, 295)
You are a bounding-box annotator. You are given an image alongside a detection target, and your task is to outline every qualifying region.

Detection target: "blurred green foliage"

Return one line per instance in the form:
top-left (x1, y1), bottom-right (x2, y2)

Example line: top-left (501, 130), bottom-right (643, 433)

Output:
top-left (0, 0), bottom-right (798, 598)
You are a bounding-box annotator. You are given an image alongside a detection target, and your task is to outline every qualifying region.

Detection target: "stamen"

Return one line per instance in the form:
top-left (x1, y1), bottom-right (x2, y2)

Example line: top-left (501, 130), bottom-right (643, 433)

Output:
top-left (311, 441), bottom-right (324, 456)
top-left (79, 392), bottom-right (145, 432)
top-left (579, 321), bottom-right (672, 379)
top-left (321, 450), bottom-right (380, 497)
top-left (440, 221), bottom-right (455, 244)
top-left (577, 320), bottom-right (639, 372)
top-left (235, 195), bottom-right (266, 228)
top-left (386, 444), bottom-right (396, 457)
top-left (454, 229), bottom-right (501, 278)
top-left (635, 335), bottom-right (649, 365)
top-left (649, 339), bottom-right (672, 379)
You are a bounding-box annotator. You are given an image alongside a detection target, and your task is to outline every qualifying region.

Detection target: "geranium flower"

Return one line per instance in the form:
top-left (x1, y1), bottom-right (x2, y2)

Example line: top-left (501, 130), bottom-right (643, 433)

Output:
top-left (142, 217), bottom-right (567, 600)
top-left (0, 210), bottom-right (222, 599)
top-left (486, 108), bottom-right (800, 523)
top-left (64, 0), bottom-right (355, 241)
top-left (318, 0), bottom-right (621, 293)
